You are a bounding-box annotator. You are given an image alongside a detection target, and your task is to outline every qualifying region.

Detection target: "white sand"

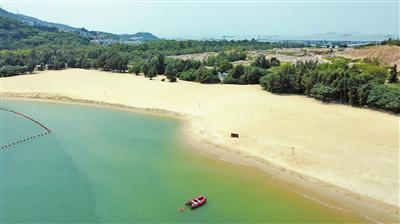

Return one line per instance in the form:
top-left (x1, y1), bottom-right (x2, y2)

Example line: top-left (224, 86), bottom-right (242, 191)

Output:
top-left (1, 69), bottom-right (399, 219)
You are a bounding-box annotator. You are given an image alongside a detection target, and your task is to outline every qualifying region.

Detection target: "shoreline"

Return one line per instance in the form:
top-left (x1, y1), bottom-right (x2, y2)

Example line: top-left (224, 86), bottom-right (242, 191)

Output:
top-left (1, 68), bottom-right (398, 223)
top-left (2, 93), bottom-right (398, 223)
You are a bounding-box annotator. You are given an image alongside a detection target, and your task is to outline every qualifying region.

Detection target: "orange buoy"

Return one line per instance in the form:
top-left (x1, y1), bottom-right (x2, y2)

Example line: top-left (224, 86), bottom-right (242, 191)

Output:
top-left (178, 208), bottom-right (185, 213)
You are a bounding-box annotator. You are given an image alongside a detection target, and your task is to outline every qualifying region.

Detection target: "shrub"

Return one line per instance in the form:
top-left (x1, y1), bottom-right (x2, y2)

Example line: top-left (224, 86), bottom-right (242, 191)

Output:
top-left (251, 55), bottom-right (280, 69)
top-left (0, 65), bottom-right (27, 77)
top-left (244, 66), bottom-right (265, 84)
top-left (178, 69), bottom-right (196, 81)
top-left (218, 60), bottom-right (233, 73)
top-left (367, 84), bottom-right (400, 113)
top-left (223, 64), bottom-right (245, 84)
top-left (129, 64), bottom-right (141, 75)
top-left (310, 84), bottom-right (336, 102)
top-left (251, 55), bottom-right (270, 69)
top-left (259, 64), bottom-right (296, 93)
top-left (195, 66), bottom-right (221, 84)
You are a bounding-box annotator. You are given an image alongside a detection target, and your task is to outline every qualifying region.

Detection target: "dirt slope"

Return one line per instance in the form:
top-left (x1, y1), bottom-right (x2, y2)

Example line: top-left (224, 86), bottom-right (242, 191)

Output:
top-left (338, 45), bottom-right (400, 67)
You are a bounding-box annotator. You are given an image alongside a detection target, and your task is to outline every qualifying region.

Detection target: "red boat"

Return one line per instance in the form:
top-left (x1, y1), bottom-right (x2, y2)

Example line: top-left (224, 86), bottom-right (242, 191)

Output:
top-left (185, 195), bottom-right (207, 208)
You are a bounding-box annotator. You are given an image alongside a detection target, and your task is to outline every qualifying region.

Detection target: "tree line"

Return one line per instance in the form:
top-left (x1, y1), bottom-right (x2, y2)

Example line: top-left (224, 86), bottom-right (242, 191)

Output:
top-left (125, 52), bottom-right (282, 85)
top-left (1, 45), bottom-right (398, 113)
top-left (1, 15), bottom-right (307, 76)
top-left (259, 58), bottom-right (399, 113)
top-left (1, 15), bottom-right (398, 113)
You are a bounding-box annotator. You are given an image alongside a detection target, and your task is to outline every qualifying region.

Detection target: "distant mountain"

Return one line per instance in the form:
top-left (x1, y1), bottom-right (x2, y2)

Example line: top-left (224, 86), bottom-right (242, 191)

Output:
top-left (119, 32), bottom-right (159, 41)
top-left (315, 31), bottom-right (337, 36)
top-left (0, 8), bottom-right (158, 42)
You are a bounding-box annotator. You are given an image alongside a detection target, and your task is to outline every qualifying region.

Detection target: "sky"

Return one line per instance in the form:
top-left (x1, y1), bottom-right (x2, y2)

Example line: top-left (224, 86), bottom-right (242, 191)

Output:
top-left (0, 0), bottom-right (398, 38)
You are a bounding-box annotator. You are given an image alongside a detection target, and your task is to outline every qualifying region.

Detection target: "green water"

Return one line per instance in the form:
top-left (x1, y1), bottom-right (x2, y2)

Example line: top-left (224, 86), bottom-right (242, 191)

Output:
top-left (1, 100), bottom-right (366, 223)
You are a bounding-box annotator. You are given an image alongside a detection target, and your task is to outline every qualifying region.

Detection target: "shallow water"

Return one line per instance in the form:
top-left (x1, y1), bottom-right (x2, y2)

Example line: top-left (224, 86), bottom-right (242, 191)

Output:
top-left (1, 100), bottom-right (366, 223)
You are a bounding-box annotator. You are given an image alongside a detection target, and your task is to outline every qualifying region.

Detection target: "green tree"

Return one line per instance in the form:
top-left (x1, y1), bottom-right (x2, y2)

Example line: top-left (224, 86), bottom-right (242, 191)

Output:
top-left (147, 64), bottom-right (157, 79)
top-left (310, 84), bottom-right (336, 102)
top-left (26, 49), bottom-right (38, 73)
top-left (132, 64), bottom-right (141, 75)
top-left (270, 57), bottom-right (280, 67)
top-left (142, 63), bottom-right (149, 76)
top-left (155, 54), bottom-right (166, 74)
top-left (165, 62), bottom-right (178, 82)
top-left (244, 66), bottom-right (265, 84)
top-left (178, 69), bottom-right (196, 81)
top-left (251, 55), bottom-right (270, 69)
top-left (230, 64), bottom-right (245, 79)
top-left (223, 64), bottom-right (245, 84)
top-left (195, 66), bottom-right (221, 84)
top-left (389, 65), bottom-right (398, 83)
top-left (218, 60), bottom-right (233, 73)
top-left (367, 84), bottom-right (400, 113)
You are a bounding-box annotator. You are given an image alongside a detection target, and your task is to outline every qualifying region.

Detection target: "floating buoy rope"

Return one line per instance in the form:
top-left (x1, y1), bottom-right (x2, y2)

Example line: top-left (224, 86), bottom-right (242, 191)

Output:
top-left (1, 107), bottom-right (52, 150)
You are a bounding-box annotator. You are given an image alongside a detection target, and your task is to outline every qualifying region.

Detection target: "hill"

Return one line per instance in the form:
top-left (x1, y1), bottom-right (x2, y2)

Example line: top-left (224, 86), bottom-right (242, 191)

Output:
top-left (0, 16), bottom-right (90, 50)
top-left (0, 8), bottom-right (83, 33)
top-left (0, 8), bottom-right (158, 42)
top-left (337, 45), bottom-right (400, 67)
top-left (119, 32), bottom-right (159, 41)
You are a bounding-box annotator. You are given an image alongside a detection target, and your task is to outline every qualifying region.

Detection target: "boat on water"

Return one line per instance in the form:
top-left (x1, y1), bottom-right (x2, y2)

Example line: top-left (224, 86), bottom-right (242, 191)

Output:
top-left (185, 195), bottom-right (207, 209)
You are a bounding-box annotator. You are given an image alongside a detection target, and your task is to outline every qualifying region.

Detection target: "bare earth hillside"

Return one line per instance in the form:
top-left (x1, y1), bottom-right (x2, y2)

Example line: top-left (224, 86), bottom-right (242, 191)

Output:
top-left (338, 45), bottom-right (400, 67)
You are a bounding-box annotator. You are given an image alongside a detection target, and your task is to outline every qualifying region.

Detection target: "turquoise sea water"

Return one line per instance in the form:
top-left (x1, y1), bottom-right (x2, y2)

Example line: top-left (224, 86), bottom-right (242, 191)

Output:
top-left (0, 100), bottom-right (366, 223)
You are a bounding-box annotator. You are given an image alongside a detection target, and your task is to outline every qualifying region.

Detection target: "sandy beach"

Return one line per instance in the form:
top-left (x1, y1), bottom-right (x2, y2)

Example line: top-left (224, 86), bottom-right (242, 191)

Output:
top-left (1, 69), bottom-right (399, 222)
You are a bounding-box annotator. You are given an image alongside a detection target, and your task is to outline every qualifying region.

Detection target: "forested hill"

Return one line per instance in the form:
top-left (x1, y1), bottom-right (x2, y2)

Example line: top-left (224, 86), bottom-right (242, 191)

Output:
top-left (0, 8), bottom-right (78, 32)
top-left (0, 16), bottom-right (90, 50)
top-left (0, 8), bottom-right (158, 41)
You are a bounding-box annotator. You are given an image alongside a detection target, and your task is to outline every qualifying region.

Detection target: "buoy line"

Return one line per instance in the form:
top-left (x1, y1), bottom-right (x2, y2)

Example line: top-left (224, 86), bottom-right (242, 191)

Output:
top-left (1, 108), bottom-right (52, 150)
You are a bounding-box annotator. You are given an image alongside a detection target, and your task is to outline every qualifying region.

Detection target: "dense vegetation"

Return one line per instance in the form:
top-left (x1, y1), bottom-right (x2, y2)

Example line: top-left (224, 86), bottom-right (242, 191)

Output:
top-left (0, 15), bottom-right (304, 77)
top-left (0, 16), bottom-right (89, 50)
top-left (1, 16), bottom-right (399, 113)
top-left (205, 50), bottom-right (247, 66)
top-left (380, 38), bottom-right (400, 46)
top-left (259, 59), bottom-right (399, 113)
top-left (360, 38), bottom-right (400, 48)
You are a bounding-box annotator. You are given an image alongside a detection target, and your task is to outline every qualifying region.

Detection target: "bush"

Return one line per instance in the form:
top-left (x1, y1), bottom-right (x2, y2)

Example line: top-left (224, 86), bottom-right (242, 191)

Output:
top-left (167, 76), bottom-right (177, 82)
top-left (165, 61), bottom-right (179, 76)
top-left (183, 60), bottom-right (201, 70)
top-left (195, 66), bottom-right (221, 84)
top-left (223, 64), bottom-right (245, 84)
top-left (223, 66), bottom-right (266, 85)
top-left (165, 61), bottom-right (179, 82)
top-left (206, 50), bottom-right (246, 66)
top-left (251, 55), bottom-right (280, 69)
top-left (129, 64), bottom-right (141, 75)
top-left (244, 66), bottom-right (265, 84)
top-left (0, 65), bottom-right (27, 77)
top-left (218, 60), bottom-right (233, 73)
top-left (357, 83), bottom-right (374, 105)
top-left (259, 64), bottom-right (296, 93)
top-left (367, 84), bottom-right (400, 113)
top-left (259, 75), bottom-right (269, 90)
top-left (252, 55), bottom-right (270, 69)
top-left (178, 69), bottom-right (196, 81)
top-left (310, 84), bottom-right (336, 102)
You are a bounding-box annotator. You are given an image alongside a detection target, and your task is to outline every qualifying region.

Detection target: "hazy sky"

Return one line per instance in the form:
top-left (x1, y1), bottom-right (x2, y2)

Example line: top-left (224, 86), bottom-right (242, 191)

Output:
top-left (0, 0), bottom-right (398, 38)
